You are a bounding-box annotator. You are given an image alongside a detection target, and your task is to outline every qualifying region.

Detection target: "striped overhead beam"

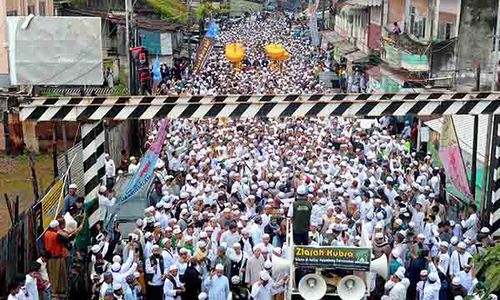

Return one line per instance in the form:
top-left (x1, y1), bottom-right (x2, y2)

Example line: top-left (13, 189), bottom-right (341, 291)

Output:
top-left (19, 92), bottom-right (500, 121)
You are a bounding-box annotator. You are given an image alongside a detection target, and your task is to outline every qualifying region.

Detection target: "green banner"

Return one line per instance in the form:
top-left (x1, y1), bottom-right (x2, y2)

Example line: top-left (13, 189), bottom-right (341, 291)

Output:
top-left (294, 246), bottom-right (372, 271)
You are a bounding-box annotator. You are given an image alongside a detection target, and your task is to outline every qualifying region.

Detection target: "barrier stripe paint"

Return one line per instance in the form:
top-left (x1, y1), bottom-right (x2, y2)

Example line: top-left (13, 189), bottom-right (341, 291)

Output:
top-left (81, 122), bottom-right (106, 200)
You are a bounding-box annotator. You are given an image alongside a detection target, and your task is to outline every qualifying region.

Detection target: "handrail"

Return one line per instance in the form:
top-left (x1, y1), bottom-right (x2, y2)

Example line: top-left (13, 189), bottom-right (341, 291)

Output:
top-left (285, 217), bottom-right (294, 300)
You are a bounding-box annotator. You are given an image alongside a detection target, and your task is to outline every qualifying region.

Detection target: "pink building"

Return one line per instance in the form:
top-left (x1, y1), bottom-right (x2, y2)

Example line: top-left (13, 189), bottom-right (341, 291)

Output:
top-left (0, 0), bottom-right (54, 86)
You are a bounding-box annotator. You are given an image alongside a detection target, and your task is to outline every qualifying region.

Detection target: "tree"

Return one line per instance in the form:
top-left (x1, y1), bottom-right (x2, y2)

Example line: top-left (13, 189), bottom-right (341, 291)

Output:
top-left (472, 243), bottom-right (500, 297)
top-left (194, 1), bottom-right (229, 22)
top-left (146, 0), bottom-right (189, 23)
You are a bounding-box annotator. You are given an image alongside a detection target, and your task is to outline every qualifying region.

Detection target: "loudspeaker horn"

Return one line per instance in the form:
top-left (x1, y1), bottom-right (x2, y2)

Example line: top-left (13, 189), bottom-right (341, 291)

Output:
top-left (370, 253), bottom-right (388, 279)
top-left (298, 274), bottom-right (327, 300)
top-left (271, 255), bottom-right (291, 276)
top-left (337, 275), bottom-right (366, 300)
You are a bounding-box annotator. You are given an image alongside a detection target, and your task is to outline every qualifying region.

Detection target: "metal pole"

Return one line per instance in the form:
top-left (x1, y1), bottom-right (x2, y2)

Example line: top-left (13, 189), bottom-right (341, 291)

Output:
top-left (125, 0), bottom-right (132, 91)
top-left (483, 115), bottom-right (497, 226)
top-left (492, 0), bottom-right (500, 91)
top-left (188, 0), bottom-right (193, 68)
top-left (471, 115), bottom-right (478, 202)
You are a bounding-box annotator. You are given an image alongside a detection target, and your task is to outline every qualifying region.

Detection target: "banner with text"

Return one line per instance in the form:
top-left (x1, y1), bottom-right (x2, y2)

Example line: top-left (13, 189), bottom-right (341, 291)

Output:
top-left (118, 118), bottom-right (168, 204)
top-left (294, 246), bottom-right (372, 270)
top-left (193, 37), bottom-right (214, 74)
top-left (42, 179), bottom-right (65, 231)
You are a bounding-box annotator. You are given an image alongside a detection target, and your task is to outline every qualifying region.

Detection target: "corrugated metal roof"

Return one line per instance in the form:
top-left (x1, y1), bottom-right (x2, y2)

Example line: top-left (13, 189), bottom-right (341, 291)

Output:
top-left (425, 115), bottom-right (488, 163)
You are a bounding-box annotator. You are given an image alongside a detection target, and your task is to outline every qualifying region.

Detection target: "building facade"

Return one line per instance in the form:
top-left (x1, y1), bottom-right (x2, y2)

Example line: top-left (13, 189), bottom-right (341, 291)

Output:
top-left (326, 0), bottom-right (461, 92)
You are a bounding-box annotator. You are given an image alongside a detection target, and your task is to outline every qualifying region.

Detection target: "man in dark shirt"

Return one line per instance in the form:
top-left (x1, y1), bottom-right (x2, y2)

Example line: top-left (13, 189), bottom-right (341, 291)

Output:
top-left (290, 186), bottom-right (312, 245)
top-left (62, 184), bottom-right (79, 215)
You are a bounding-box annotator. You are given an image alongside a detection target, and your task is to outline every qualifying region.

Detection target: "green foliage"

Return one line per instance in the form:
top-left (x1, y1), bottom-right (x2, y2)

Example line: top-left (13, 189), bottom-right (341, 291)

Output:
top-left (146, 0), bottom-right (189, 23)
top-left (472, 243), bottom-right (500, 295)
top-left (194, 2), bottom-right (230, 21)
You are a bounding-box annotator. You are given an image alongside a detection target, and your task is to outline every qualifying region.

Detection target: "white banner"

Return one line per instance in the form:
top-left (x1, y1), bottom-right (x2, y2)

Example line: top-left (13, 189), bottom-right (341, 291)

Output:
top-left (160, 32), bottom-right (173, 55)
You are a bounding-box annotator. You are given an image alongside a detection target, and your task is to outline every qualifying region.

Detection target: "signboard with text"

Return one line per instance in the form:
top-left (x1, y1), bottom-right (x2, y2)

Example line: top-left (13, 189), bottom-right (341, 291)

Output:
top-left (294, 246), bottom-right (372, 271)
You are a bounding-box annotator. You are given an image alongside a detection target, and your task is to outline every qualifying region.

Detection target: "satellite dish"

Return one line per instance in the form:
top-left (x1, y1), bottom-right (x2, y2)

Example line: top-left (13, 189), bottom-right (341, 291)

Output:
top-left (298, 274), bottom-right (327, 300)
top-left (337, 275), bottom-right (366, 300)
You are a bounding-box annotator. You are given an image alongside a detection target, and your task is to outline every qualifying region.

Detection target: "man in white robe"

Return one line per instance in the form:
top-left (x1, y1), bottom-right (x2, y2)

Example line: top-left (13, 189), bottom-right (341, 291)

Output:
top-left (163, 265), bottom-right (184, 300)
top-left (204, 264), bottom-right (230, 300)
top-left (382, 269), bottom-right (410, 300)
top-left (245, 247), bottom-right (264, 287)
top-left (449, 242), bottom-right (472, 278)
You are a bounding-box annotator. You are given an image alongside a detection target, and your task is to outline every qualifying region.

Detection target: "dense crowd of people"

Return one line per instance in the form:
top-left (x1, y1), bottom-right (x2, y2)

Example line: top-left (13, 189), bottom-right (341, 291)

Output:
top-left (9, 115), bottom-right (495, 300)
top-left (6, 11), bottom-right (497, 300)
top-left (154, 14), bottom-right (329, 95)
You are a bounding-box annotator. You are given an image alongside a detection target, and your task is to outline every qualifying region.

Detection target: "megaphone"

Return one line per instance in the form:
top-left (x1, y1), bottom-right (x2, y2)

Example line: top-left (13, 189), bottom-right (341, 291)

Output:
top-left (272, 255), bottom-right (291, 276)
top-left (370, 254), bottom-right (389, 279)
top-left (337, 275), bottom-right (366, 300)
top-left (298, 274), bottom-right (327, 300)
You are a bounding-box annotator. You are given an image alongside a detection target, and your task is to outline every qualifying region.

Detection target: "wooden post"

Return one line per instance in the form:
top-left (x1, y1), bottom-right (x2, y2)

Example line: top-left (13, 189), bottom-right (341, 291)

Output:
top-left (4, 193), bottom-right (13, 223)
top-left (52, 124), bottom-right (58, 178)
top-left (28, 151), bottom-right (40, 201)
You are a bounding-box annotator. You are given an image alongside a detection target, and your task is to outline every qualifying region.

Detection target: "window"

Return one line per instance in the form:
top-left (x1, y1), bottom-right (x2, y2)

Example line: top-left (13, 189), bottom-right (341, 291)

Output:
top-left (438, 22), bottom-right (454, 40)
top-left (39, 1), bottom-right (46, 16)
top-left (28, 5), bottom-right (36, 15)
top-left (409, 6), bottom-right (426, 39)
top-left (445, 23), bottom-right (453, 39)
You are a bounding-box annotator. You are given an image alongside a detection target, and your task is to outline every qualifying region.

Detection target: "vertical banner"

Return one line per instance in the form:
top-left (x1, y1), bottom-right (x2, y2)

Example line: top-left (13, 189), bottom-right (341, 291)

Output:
top-left (193, 20), bottom-right (219, 73)
top-left (118, 118), bottom-right (168, 204)
top-left (439, 116), bottom-right (472, 199)
top-left (308, 0), bottom-right (320, 47)
top-left (193, 37), bottom-right (214, 73)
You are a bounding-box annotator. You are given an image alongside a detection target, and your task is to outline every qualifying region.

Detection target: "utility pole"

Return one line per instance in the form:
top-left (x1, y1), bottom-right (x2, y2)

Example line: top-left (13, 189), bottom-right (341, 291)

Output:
top-left (493, 0), bottom-right (500, 92)
top-left (482, 0), bottom-right (500, 224)
top-left (125, 0), bottom-right (132, 93)
top-left (188, 0), bottom-right (193, 68)
top-left (471, 63), bottom-right (479, 204)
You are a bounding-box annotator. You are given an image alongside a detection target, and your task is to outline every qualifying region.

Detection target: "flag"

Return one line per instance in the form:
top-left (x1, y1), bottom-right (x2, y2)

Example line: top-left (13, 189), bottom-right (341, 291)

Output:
top-left (205, 19), bottom-right (219, 40)
top-left (74, 197), bottom-right (99, 251)
top-left (119, 117), bottom-right (168, 203)
top-left (152, 56), bottom-right (161, 81)
top-left (40, 179), bottom-right (65, 235)
top-left (439, 116), bottom-right (472, 199)
top-left (193, 19), bottom-right (218, 73)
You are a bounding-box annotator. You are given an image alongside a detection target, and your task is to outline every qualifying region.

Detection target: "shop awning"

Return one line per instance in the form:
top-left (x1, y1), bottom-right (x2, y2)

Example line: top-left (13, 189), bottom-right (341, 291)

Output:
top-left (344, 50), bottom-right (370, 63)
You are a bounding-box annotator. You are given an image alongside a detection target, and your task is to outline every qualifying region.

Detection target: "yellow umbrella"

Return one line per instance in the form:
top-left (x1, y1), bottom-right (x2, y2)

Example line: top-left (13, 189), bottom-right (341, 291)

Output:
top-left (265, 44), bottom-right (288, 61)
top-left (225, 43), bottom-right (245, 64)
